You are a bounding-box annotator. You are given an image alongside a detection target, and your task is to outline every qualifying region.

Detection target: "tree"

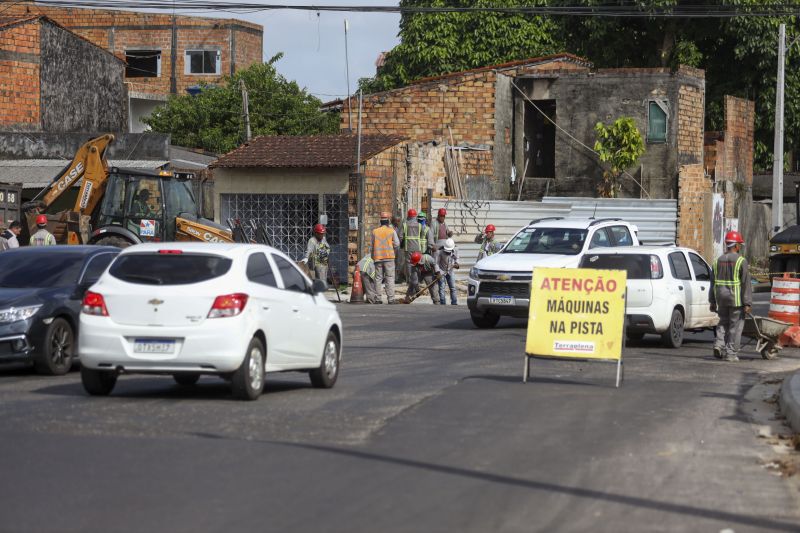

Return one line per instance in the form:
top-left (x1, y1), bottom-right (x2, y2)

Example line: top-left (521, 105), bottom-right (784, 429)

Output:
top-left (360, 0), bottom-right (562, 92)
top-left (594, 118), bottom-right (645, 198)
top-left (145, 55), bottom-right (339, 153)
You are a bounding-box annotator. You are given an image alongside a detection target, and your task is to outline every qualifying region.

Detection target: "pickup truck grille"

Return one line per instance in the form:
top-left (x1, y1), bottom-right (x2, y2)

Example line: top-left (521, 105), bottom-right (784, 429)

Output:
top-left (478, 282), bottom-right (531, 298)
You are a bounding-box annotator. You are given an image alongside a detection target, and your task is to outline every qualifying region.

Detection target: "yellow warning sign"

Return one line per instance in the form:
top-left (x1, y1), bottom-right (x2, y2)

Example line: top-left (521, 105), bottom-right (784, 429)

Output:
top-left (525, 267), bottom-right (627, 361)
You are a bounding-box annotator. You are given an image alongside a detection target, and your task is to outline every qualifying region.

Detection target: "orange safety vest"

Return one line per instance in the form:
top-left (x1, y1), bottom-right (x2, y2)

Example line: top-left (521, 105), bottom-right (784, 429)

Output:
top-left (372, 225), bottom-right (396, 261)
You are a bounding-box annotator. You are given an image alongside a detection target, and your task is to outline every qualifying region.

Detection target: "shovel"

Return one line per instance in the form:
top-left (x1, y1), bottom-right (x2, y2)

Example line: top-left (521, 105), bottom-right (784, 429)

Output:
top-left (401, 275), bottom-right (442, 304)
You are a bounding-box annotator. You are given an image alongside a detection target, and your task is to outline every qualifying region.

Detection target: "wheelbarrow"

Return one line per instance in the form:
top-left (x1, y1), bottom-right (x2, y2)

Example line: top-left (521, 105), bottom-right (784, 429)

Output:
top-left (742, 314), bottom-right (796, 360)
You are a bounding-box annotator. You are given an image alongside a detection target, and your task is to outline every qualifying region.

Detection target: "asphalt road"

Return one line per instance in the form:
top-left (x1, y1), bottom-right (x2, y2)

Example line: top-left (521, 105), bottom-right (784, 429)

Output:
top-left (1, 296), bottom-right (799, 532)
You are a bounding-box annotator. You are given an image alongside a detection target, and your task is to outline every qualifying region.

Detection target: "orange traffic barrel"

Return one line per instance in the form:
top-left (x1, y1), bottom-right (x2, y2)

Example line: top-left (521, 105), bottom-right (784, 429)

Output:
top-left (769, 274), bottom-right (800, 325)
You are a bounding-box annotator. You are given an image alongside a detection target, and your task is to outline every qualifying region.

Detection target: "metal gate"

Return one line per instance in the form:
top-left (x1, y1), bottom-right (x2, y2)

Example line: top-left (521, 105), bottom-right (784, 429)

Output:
top-left (219, 193), bottom-right (349, 280)
top-left (0, 182), bottom-right (21, 229)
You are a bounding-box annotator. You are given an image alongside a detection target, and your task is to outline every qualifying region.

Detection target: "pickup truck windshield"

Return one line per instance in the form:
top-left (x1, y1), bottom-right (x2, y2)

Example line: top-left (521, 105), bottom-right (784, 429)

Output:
top-left (503, 228), bottom-right (588, 255)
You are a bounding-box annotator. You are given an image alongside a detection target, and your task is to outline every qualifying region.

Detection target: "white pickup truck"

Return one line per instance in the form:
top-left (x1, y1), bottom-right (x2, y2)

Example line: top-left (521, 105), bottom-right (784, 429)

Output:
top-left (466, 217), bottom-right (640, 328)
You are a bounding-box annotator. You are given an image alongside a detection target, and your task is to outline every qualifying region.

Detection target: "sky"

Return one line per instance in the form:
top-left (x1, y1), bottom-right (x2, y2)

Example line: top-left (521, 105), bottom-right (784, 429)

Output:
top-left (181, 2), bottom-right (401, 103)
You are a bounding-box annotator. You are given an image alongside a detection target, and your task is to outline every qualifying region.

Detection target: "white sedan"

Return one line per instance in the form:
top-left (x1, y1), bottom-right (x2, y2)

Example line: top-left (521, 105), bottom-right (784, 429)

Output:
top-left (78, 243), bottom-right (342, 400)
top-left (579, 245), bottom-right (718, 348)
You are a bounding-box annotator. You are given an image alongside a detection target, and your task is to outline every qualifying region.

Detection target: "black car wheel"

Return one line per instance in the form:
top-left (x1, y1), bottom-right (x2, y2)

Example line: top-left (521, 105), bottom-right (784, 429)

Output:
top-left (34, 317), bottom-right (74, 376)
top-left (470, 310), bottom-right (500, 329)
top-left (309, 331), bottom-right (340, 389)
top-left (661, 308), bottom-right (684, 349)
top-left (81, 366), bottom-right (117, 396)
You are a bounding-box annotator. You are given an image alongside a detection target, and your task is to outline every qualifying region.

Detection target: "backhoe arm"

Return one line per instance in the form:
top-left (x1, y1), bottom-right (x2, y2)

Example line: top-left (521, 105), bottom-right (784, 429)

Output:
top-left (37, 134), bottom-right (114, 214)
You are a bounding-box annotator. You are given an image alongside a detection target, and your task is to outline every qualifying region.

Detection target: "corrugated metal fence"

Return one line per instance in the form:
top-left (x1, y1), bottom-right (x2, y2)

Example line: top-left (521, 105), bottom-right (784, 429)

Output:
top-left (432, 197), bottom-right (678, 272)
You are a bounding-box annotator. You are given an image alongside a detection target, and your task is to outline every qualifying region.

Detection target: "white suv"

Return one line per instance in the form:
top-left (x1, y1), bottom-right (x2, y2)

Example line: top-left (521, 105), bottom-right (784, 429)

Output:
top-left (467, 217), bottom-right (640, 328)
top-left (579, 246), bottom-right (718, 348)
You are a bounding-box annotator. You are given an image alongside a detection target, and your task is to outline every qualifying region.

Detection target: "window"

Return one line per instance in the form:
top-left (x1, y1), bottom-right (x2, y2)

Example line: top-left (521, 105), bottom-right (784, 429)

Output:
top-left (110, 254), bottom-right (232, 285)
top-left (273, 255), bottom-right (308, 293)
top-left (247, 253), bottom-right (277, 287)
top-left (125, 50), bottom-right (161, 78)
top-left (185, 50), bottom-right (220, 75)
top-left (668, 252), bottom-right (692, 280)
top-left (609, 226), bottom-right (633, 247)
top-left (503, 228), bottom-right (587, 255)
top-left (580, 254), bottom-right (656, 280)
top-left (589, 228), bottom-right (611, 249)
top-left (80, 253), bottom-right (118, 285)
top-left (689, 253), bottom-right (712, 281)
top-left (648, 101), bottom-right (668, 143)
top-left (0, 253), bottom-right (85, 287)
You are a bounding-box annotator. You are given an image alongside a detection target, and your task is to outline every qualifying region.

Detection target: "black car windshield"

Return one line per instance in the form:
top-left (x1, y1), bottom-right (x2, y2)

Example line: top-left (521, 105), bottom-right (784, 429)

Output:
top-left (0, 253), bottom-right (86, 287)
top-left (502, 228), bottom-right (588, 255)
top-left (110, 253), bottom-right (232, 285)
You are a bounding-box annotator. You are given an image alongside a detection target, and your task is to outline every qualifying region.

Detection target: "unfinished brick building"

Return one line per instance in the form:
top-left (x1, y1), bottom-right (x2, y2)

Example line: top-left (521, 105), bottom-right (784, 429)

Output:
top-left (6, 2), bottom-right (263, 132)
top-left (0, 15), bottom-right (126, 132)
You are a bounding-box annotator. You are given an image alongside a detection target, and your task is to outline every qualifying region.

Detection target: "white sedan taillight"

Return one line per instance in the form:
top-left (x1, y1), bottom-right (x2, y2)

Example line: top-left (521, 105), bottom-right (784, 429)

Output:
top-left (208, 293), bottom-right (249, 318)
top-left (82, 291), bottom-right (109, 316)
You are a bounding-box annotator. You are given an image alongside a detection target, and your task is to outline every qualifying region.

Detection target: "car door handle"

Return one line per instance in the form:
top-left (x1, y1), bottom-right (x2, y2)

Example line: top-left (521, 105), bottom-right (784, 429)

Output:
top-left (700, 286), bottom-right (706, 291)
top-left (678, 286), bottom-right (684, 291)
top-left (292, 307), bottom-right (299, 313)
top-left (262, 306), bottom-right (270, 310)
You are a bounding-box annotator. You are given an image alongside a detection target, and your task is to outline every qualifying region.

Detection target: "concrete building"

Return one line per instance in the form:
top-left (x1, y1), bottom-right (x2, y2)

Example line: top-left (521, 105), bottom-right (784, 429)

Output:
top-left (0, 15), bottom-right (126, 132)
top-left (211, 134), bottom-right (406, 277)
top-left (6, 2), bottom-right (263, 132)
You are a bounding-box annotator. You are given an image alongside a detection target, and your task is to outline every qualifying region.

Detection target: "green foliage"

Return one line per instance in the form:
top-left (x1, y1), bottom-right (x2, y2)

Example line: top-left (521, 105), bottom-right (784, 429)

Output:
top-left (594, 118), bottom-right (646, 198)
top-left (359, 0), bottom-right (562, 92)
top-left (144, 56), bottom-right (339, 153)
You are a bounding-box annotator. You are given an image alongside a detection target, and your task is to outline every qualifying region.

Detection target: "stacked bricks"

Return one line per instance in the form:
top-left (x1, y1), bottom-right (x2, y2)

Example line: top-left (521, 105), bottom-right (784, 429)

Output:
top-left (0, 19), bottom-right (40, 128)
top-left (5, 2), bottom-right (262, 97)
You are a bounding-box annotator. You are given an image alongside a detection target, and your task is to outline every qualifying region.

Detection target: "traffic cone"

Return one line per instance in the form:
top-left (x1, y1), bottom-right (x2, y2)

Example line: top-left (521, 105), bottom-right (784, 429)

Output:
top-left (350, 268), bottom-right (366, 304)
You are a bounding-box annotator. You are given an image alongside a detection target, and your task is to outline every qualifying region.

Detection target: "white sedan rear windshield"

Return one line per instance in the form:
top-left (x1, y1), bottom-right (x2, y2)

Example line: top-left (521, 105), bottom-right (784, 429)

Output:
top-left (581, 254), bottom-right (653, 280)
top-left (504, 228), bottom-right (587, 255)
top-left (109, 253), bottom-right (232, 285)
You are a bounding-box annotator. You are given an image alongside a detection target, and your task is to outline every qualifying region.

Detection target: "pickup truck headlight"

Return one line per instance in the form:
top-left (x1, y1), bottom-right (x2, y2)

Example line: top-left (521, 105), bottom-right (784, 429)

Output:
top-left (0, 305), bottom-right (42, 324)
top-left (469, 267), bottom-right (481, 280)
top-left (770, 245), bottom-right (778, 252)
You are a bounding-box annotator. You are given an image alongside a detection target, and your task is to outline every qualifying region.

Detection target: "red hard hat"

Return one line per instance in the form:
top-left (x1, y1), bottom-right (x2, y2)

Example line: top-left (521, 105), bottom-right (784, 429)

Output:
top-left (407, 208), bottom-right (417, 218)
top-left (35, 214), bottom-right (47, 225)
top-left (485, 224), bottom-right (496, 233)
top-left (724, 230), bottom-right (744, 245)
top-left (410, 251), bottom-right (422, 265)
top-left (438, 208), bottom-right (447, 217)
top-left (313, 224), bottom-right (326, 234)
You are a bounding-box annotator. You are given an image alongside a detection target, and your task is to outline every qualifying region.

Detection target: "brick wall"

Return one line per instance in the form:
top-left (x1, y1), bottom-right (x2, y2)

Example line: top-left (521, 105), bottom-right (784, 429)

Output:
top-left (722, 95), bottom-right (755, 185)
top-left (677, 83), bottom-right (705, 165)
top-left (0, 20), bottom-right (41, 129)
top-left (676, 163), bottom-right (712, 257)
top-left (6, 2), bottom-right (262, 97)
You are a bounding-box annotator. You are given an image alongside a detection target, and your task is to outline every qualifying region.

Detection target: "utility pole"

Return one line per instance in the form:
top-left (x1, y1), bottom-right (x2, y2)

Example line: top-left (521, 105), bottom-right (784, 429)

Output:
top-left (356, 89), bottom-right (364, 258)
top-left (240, 79), bottom-right (251, 142)
top-left (773, 23), bottom-right (786, 234)
top-left (344, 19), bottom-right (353, 132)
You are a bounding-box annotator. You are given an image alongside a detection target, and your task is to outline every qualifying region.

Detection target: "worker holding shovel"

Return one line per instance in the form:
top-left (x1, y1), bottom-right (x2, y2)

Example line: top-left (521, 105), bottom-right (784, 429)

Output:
top-left (406, 251), bottom-right (442, 304)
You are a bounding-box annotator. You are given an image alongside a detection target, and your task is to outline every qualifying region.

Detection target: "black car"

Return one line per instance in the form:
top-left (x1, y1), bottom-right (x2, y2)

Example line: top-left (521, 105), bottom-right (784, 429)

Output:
top-left (0, 246), bottom-right (119, 375)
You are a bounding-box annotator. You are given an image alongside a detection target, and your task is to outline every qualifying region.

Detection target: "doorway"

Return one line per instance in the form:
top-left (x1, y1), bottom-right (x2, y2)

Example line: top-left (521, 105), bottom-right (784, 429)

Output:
top-left (523, 99), bottom-right (556, 178)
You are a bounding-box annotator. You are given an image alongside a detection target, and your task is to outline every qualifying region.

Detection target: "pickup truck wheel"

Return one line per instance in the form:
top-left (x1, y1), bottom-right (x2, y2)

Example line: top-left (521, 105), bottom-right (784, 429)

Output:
top-left (94, 236), bottom-right (132, 248)
top-left (661, 309), bottom-right (684, 349)
top-left (471, 310), bottom-right (500, 329)
top-left (626, 331), bottom-right (645, 342)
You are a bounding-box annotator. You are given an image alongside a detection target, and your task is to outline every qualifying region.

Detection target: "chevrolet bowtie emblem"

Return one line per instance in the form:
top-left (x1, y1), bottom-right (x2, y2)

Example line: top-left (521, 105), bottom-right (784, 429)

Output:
top-left (148, 299), bottom-right (164, 305)
top-left (497, 274), bottom-right (511, 281)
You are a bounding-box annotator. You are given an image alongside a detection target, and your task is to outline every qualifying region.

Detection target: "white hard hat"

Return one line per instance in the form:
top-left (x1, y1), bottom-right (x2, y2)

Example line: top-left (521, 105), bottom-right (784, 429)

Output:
top-left (443, 238), bottom-right (455, 252)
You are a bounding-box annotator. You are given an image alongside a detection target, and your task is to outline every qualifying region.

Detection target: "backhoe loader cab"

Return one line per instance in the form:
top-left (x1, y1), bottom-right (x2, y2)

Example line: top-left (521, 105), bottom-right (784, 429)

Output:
top-left (89, 168), bottom-right (232, 247)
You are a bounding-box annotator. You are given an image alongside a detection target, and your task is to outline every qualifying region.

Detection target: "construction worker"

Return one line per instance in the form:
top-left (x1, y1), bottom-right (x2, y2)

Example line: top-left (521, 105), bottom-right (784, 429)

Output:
top-left (356, 253), bottom-right (379, 304)
top-left (392, 215), bottom-right (406, 283)
top-left (398, 208), bottom-right (433, 298)
top-left (372, 211), bottom-right (400, 304)
top-left (1, 220), bottom-right (21, 249)
top-left (430, 208), bottom-right (454, 252)
top-left (475, 224), bottom-right (502, 261)
top-left (302, 224), bottom-right (331, 282)
top-left (409, 251), bottom-right (442, 304)
top-left (710, 230), bottom-right (752, 362)
top-left (29, 215), bottom-right (56, 246)
top-left (133, 189), bottom-right (157, 217)
top-left (436, 238), bottom-right (460, 305)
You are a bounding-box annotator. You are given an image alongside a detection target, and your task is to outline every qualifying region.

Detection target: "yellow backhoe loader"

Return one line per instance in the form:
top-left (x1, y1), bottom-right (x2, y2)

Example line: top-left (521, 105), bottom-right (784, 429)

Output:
top-left (22, 134), bottom-right (235, 246)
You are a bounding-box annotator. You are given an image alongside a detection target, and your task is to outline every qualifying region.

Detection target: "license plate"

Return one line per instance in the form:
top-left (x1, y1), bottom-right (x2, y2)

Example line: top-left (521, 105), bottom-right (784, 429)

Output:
top-left (489, 295), bottom-right (515, 305)
top-left (134, 339), bottom-right (175, 354)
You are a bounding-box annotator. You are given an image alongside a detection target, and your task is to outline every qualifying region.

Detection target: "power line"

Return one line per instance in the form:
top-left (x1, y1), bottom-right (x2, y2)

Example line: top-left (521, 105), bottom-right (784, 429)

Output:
top-left (22, 1), bottom-right (800, 18)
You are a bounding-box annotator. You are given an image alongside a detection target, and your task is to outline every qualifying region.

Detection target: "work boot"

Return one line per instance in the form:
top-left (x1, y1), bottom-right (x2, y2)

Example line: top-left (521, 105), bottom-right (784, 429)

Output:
top-left (713, 347), bottom-right (723, 359)
top-left (387, 300), bottom-right (398, 305)
top-left (724, 355), bottom-right (739, 362)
